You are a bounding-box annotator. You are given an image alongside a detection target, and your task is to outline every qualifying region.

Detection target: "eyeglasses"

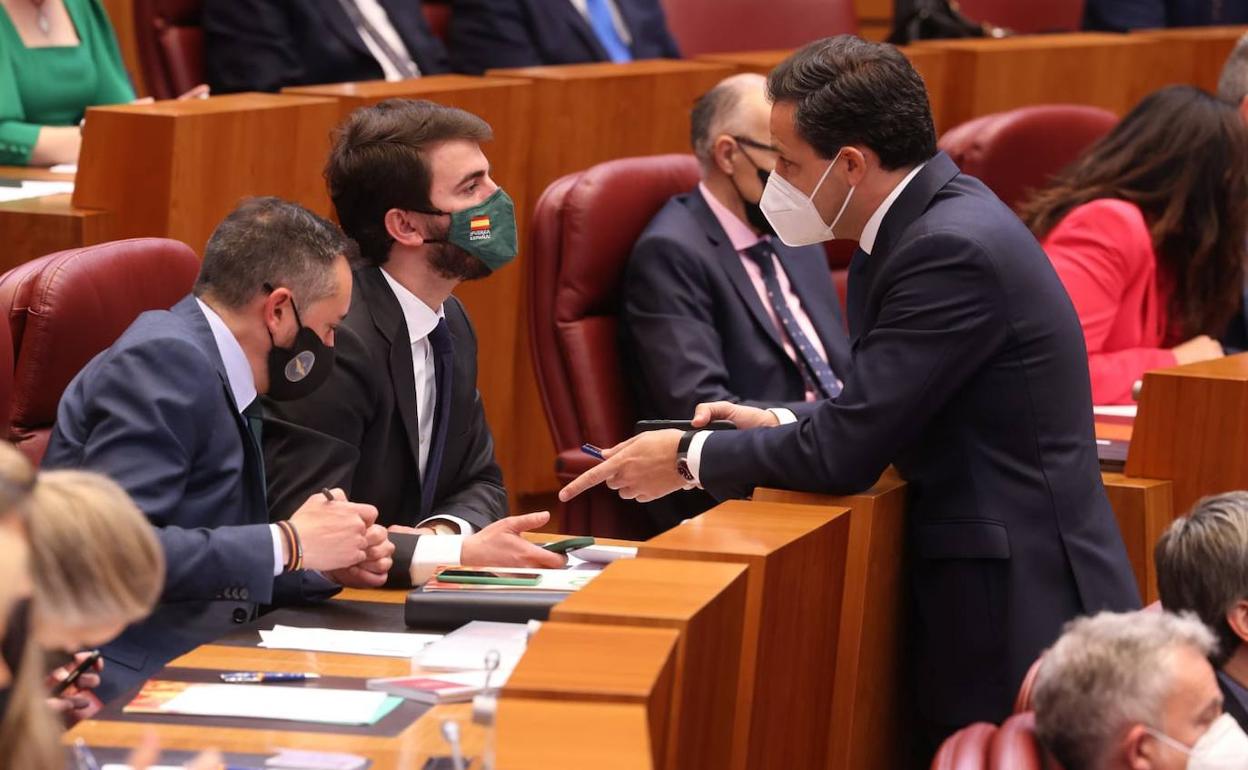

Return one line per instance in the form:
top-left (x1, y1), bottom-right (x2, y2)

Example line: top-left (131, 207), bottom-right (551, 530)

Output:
top-left (731, 135), bottom-right (780, 154)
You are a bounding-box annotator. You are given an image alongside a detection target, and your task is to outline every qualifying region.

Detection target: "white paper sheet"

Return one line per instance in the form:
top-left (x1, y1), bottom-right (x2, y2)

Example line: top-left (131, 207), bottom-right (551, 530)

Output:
top-left (257, 625), bottom-right (442, 658)
top-left (1093, 404), bottom-right (1138, 418)
top-left (0, 180), bottom-right (74, 203)
top-left (419, 621), bottom-right (530, 673)
top-left (158, 683), bottom-right (393, 725)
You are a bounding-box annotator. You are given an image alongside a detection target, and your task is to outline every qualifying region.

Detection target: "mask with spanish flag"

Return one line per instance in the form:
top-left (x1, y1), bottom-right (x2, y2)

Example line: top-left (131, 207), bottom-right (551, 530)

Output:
top-left (425, 188), bottom-right (519, 272)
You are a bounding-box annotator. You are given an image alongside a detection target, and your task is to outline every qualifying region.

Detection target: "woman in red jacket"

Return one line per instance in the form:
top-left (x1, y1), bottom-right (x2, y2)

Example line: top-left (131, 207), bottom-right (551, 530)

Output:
top-left (1022, 86), bottom-right (1248, 404)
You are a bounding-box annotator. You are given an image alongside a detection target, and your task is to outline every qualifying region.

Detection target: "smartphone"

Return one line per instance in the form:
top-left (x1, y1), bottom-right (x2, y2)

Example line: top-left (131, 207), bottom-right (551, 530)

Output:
top-left (542, 536), bottom-right (595, 554)
top-left (51, 650), bottom-right (101, 697)
top-left (438, 569), bottom-right (542, 587)
top-left (634, 420), bottom-right (737, 434)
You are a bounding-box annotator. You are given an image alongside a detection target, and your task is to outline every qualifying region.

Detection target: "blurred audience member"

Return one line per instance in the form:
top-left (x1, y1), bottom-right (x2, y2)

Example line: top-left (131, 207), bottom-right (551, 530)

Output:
top-left (1021, 86), bottom-right (1248, 404)
top-left (1086, 0), bottom-right (1248, 31)
top-left (1216, 32), bottom-right (1248, 352)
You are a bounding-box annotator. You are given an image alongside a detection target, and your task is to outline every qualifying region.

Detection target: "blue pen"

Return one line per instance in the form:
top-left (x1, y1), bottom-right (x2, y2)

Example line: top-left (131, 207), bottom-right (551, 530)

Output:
top-left (219, 671), bottom-right (322, 683)
top-left (580, 443), bottom-right (605, 461)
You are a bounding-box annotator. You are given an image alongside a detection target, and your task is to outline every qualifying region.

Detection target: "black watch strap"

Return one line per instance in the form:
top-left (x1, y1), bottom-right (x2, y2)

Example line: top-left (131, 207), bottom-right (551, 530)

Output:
top-left (676, 430), bottom-right (698, 483)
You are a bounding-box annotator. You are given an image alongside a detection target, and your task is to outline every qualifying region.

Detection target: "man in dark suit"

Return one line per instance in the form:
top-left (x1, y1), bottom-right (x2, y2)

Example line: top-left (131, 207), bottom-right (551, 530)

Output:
top-left (1084, 0), bottom-right (1248, 30)
top-left (264, 99), bottom-right (564, 587)
top-left (622, 73), bottom-right (850, 530)
top-left (203, 0), bottom-right (450, 93)
top-left (42, 198), bottom-right (395, 702)
top-left (560, 37), bottom-right (1141, 750)
top-left (448, 0), bottom-right (680, 74)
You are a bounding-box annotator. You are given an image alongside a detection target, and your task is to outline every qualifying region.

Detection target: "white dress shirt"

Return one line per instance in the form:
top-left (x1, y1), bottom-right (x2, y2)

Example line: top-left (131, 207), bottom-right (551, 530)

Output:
top-left (351, 0), bottom-right (420, 81)
top-left (567, 0), bottom-right (633, 44)
top-left (686, 163), bottom-right (928, 485)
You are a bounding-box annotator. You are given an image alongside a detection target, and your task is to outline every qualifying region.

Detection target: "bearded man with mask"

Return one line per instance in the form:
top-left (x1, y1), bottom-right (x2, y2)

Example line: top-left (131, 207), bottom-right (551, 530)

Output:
top-left (43, 197), bottom-right (396, 702)
top-left (560, 36), bottom-right (1141, 754)
top-left (263, 99), bottom-right (565, 588)
top-left (620, 73), bottom-right (850, 532)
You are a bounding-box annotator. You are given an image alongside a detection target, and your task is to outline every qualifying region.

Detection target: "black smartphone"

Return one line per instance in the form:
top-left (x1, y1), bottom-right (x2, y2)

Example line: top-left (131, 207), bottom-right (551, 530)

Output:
top-left (634, 419), bottom-right (737, 434)
top-left (542, 536), bottom-right (595, 554)
top-left (51, 650), bottom-right (101, 697)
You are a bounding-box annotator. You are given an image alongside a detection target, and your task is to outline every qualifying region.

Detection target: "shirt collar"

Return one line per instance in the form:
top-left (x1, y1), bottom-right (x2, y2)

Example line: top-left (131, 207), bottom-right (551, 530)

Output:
top-left (698, 182), bottom-right (764, 253)
top-left (857, 162), bottom-right (926, 256)
top-left (380, 268), bottom-right (444, 344)
top-left (195, 298), bottom-right (257, 414)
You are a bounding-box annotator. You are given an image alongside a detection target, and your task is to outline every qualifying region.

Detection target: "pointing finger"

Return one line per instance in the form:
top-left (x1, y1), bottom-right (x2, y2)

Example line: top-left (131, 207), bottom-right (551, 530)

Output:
top-left (558, 458), bottom-right (619, 502)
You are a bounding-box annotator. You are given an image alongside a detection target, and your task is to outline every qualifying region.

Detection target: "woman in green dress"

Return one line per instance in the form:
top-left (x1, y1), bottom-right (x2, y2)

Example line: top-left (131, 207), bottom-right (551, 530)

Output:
top-left (0, 0), bottom-right (135, 166)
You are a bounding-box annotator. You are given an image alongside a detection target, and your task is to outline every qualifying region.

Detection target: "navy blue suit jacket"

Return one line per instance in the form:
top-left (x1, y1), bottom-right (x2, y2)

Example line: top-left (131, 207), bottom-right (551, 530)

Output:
top-left (204, 0), bottom-right (450, 93)
top-left (1085, 0), bottom-right (1248, 29)
top-left (448, 0), bottom-right (680, 74)
top-left (699, 154), bottom-right (1141, 727)
top-left (43, 296), bottom-right (333, 702)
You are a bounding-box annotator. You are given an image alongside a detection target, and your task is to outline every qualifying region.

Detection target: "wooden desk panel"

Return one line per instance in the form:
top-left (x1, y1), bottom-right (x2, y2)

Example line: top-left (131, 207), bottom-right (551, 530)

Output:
top-left (550, 557), bottom-right (748, 770)
top-left (753, 473), bottom-right (911, 770)
top-left (283, 76), bottom-right (536, 510)
top-left (640, 499), bottom-right (850, 770)
top-left (1131, 26), bottom-right (1248, 93)
top-left (0, 167), bottom-right (108, 269)
top-left (496, 699), bottom-right (655, 769)
top-left (1101, 473), bottom-right (1173, 604)
top-left (74, 94), bottom-right (340, 253)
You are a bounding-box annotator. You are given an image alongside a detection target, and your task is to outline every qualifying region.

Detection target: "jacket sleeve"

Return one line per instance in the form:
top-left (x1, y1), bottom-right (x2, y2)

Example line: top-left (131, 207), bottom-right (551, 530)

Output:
top-left (202, 0), bottom-right (305, 92)
top-left (700, 231), bottom-right (1010, 500)
top-left (1043, 200), bottom-right (1177, 405)
top-left (448, 0), bottom-right (544, 74)
top-left (624, 234), bottom-right (812, 418)
top-left (65, 338), bottom-right (276, 603)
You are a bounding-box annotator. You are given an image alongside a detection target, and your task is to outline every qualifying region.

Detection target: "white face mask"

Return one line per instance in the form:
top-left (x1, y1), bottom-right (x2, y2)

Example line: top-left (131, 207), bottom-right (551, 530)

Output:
top-left (759, 151), bottom-right (855, 247)
top-left (1146, 713), bottom-right (1248, 769)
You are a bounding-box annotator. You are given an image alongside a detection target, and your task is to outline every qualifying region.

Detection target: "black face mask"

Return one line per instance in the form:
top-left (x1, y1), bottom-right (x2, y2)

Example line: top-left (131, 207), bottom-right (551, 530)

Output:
top-left (0, 599), bottom-right (31, 720)
top-left (731, 142), bottom-right (777, 237)
top-left (263, 285), bottom-right (335, 402)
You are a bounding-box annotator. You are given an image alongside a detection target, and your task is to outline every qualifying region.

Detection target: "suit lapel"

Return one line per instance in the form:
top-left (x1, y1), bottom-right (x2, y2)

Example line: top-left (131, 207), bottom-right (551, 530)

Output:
top-left (558, 0), bottom-right (611, 59)
top-left (773, 243), bottom-right (851, 373)
top-left (377, 0), bottom-right (428, 63)
top-left (611, 0), bottom-right (642, 52)
top-left (315, 0), bottom-right (375, 62)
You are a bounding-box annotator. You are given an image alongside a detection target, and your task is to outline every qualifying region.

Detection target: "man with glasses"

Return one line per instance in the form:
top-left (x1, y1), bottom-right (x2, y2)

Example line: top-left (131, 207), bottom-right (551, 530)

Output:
top-left (620, 73), bottom-right (850, 531)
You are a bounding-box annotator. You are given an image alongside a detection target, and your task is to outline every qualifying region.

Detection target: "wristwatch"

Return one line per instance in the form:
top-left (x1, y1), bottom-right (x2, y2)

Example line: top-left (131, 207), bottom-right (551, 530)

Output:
top-left (676, 430), bottom-right (697, 483)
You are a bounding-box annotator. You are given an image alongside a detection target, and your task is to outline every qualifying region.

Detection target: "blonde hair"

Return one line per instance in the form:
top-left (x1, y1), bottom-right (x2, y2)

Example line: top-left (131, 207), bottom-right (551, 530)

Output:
top-left (27, 470), bottom-right (164, 630)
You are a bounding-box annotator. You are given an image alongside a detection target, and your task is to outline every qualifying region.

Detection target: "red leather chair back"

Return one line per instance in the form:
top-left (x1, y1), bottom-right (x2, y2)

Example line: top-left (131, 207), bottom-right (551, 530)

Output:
top-left (422, 1), bottom-right (452, 41)
top-left (529, 154), bottom-right (700, 537)
top-left (659, 0), bottom-right (856, 55)
top-left (134, 0), bottom-right (204, 100)
top-left (931, 722), bottom-right (995, 770)
top-left (956, 0), bottom-right (1085, 33)
top-left (0, 312), bottom-right (14, 433)
top-left (932, 713), bottom-right (1063, 770)
top-left (938, 104), bottom-right (1118, 211)
top-left (1014, 655), bottom-right (1046, 714)
top-left (0, 238), bottom-right (200, 463)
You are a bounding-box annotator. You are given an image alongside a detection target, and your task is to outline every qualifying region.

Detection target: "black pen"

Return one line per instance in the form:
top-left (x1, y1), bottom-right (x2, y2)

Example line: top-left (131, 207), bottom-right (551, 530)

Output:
top-left (52, 650), bottom-right (101, 697)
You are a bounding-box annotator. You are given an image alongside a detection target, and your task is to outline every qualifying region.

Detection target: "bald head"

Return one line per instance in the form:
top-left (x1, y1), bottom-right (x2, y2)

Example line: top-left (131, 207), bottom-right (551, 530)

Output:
top-left (691, 73), bottom-right (772, 173)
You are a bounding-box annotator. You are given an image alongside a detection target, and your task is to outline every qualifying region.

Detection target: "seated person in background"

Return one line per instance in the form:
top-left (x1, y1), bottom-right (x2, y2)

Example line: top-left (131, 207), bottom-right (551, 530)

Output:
top-left (42, 197), bottom-right (395, 702)
top-left (1155, 491), bottom-right (1248, 733)
top-left (264, 99), bottom-right (563, 586)
top-left (1217, 33), bottom-right (1248, 352)
top-left (0, 0), bottom-right (134, 166)
top-left (1033, 610), bottom-right (1248, 770)
top-left (203, 0), bottom-right (449, 93)
top-left (1085, 0), bottom-right (1248, 31)
top-left (1020, 85), bottom-right (1248, 405)
top-left (448, 0), bottom-right (679, 74)
top-left (622, 73), bottom-right (850, 531)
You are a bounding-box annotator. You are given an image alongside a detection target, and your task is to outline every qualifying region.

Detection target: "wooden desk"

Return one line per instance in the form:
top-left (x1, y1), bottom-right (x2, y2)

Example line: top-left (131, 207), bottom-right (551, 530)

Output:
top-left (640, 499), bottom-right (850, 770)
top-left (1101, 472), bottom-right (1173, 604)
top-left (0, 167), bottom-right (110, 271)
top-left (282, 76), bottom-right (536, 511)
top-left (1131, 26), bottom-right (1248, 93)
top-left (550, 557), bottom-right (748, 770)
top-left (496, 699), bottom-right (655, 769)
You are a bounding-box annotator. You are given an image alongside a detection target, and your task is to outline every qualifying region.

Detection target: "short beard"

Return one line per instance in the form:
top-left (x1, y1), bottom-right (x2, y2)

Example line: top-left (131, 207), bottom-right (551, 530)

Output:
top-left (428, 242), bottom-right (492, 282)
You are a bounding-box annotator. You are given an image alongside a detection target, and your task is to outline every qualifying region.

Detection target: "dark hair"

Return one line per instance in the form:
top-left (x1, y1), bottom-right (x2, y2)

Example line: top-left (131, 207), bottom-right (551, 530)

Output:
top-left (767, 36), bottom-right (936, 170)
top-left (194, 196), bottom-right (356, 309)
top-left (325, 99), bottom-right (493, 267)
top-left (1021, 86), bottom-right (1248, 340)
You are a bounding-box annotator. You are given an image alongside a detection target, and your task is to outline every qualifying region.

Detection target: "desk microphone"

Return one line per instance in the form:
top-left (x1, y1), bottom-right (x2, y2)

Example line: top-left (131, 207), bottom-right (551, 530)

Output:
top-left (440, 719), bottom-right (466, 770)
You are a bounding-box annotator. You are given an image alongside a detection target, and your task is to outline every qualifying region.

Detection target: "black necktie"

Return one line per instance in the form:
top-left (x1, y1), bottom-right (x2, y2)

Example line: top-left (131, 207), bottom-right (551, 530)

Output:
top-left (846, 246), bottom-right (870, 340)
top-left (421, 319), bottom-right (454, 518)
top-left (743, 240), bottom-right (842, 399)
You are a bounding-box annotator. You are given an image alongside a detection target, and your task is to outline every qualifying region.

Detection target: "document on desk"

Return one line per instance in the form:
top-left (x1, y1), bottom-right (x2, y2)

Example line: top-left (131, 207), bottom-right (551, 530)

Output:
top-left (125, 680), bottom-right (402, 725)
top-left (258, 625), bottom-right (442, 658)
top-left (1093, 404), bottom-right (1138, 418)
top-left (0, 179), bottom-right (74, 202)
top-left (418, 620), bottom-right (530, 673)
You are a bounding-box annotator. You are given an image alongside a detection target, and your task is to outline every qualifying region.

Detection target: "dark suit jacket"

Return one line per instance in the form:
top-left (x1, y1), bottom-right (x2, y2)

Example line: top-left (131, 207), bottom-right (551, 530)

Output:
top-left (1219, 669), bottom-right (1248, 734)
top-left (42, 296), bottom-right (332, 703)
top-left (263, 267), bottom-right (506, 584)
top-left (698, 153), bottom-right (1141, 728)
top-left (204, 0), bottom-right (450, 93)
top-left (448, 0), bottom-right (680, 74)
top-left (1084, 0), bottom-right (1248, 29)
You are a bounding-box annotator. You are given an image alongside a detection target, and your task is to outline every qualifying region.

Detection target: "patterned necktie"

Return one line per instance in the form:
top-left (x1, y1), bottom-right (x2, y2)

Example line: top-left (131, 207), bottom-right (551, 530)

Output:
top-left (743, 240), bottom-right (842, 399)
top-left (421, 319), bottom-right (454, 518)
top-left (846, 246), bottom-right (870, 340)
top-left (585, 0), bottom-right (633, 62)
top-left (335, 0), bottom-right (422, 78)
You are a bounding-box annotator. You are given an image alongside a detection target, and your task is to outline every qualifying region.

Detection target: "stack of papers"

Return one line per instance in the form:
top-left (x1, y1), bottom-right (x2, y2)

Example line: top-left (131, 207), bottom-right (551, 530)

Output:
top-left (418, 620), bottom-right (530, 674)
top-left (1093, 404), bottom-right (1138, 418)
top-left (0, 179), bottom-right (74, 203)
top-left (124, 681), bottom-right (401, 726)
top-left (257, 625), bottom-right (442, 658)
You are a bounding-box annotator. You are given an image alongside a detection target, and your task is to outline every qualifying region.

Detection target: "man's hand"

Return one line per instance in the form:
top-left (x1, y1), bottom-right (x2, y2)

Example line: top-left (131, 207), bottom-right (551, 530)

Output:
top-left (558, 429), bottom-right (689, 503)
top-left (692, 401), bottom-right (779, 430)
top-left (46, 653), bottom-right (103, 724)
top-left (288, 488), bottom-right (378, 572)
top-left (461, 512), bottom-right (568, 569)
top-left (325, 523), bottom-right (395, 588)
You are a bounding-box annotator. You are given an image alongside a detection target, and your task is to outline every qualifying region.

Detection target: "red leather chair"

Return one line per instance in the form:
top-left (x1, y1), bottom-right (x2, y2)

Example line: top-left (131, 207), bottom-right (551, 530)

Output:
top-left (659, 0), bottom-right (857, 56)
top-left (133, 0), bottom-right (204, 101)
top-left (529, 154), bottom-right (700, 538)
top-left (955, 0), bottom-right (1085, 34)
top-left (0, 238), bottom-right (200, 463)
top-left (938, 104), bottom-right (1118, 212)
top-left (0, 312), bottom-right (14, 434)
top-left (932, 713), bottom-right (1063, 770)
top-left (1014, 655), bottom-right (1046, 714)
top-left (422, 1), bottom-right (452, 42)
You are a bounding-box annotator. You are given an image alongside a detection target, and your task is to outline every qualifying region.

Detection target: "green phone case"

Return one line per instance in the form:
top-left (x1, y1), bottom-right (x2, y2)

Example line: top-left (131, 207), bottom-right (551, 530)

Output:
top-left (438, 573), bottom-right (542, 587)
top-left (542, 536), bottom-right (596, 554)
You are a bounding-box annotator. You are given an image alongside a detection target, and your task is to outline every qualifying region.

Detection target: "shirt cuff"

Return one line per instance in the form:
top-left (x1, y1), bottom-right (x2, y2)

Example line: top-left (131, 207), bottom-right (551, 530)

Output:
top-left (409, 534), bottom-right (465, 585)
top-left (686, 430), bottom-right (713, 488)
top-left (416, 514), bottom-right (476, 535)
top-left (269, 524), bottom-right (285, 577)
top-left (769, 408), bottom-right (798, 425)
